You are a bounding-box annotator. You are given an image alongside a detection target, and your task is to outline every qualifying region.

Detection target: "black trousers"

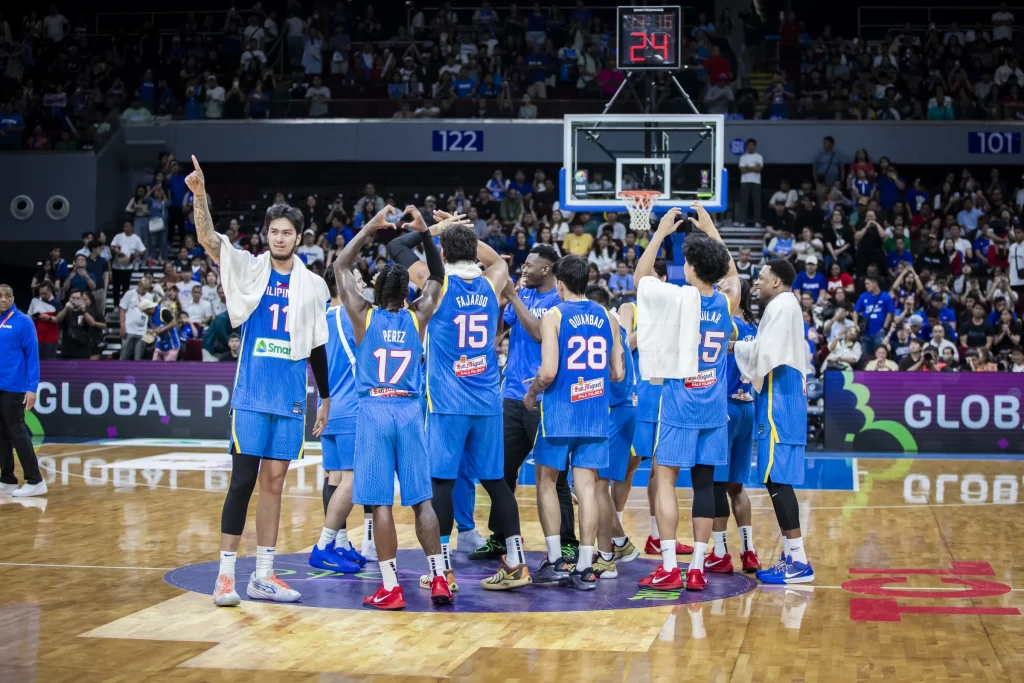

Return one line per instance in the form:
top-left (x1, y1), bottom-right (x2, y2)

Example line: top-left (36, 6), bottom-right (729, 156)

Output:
top-left (111, 269), bottom-right (133, 308)
top-left (489, 398), bottom-right (578, 545)
top-left (0, 391), bottom-right (42, 485)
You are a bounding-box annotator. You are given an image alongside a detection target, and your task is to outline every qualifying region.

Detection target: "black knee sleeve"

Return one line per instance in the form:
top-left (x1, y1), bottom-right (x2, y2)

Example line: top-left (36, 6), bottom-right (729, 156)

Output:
top-left (766, 479), bottom-right (800, 531)
top-left (480, 477), bottom-right (520, 537)
top-left (322, 478), bottom-right (337, 517)
top-left (363, 505), bottom-right (373, 515)
top-left (431, 478), bottom-right (456, 537)
top-left (713, 481), bottom-right (731, 518)
top-left (220, 454), bottom-right (259, 535)
top-left (691, 464), bottom-right (716, 519)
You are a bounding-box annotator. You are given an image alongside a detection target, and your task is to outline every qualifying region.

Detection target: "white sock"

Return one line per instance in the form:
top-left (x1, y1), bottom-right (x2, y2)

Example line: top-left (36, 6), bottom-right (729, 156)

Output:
top-left (783, 537), bottom-right (792, 560)
top-left (691, 542), bottom-right (708, 573)
top-left (599, 550), bottom-right (613, 561)
top-left (440, 536), bottom-right (452, 570)
top-left (336, 528), bottom-right (351, 550)
top-left (506, 535), bottom-right (525, 566)
top-left (363, 517), bottom-right (374, 546)
top-left (427, 553), bottom-right (444, 578)
top-left (712, 531), bottom-right (728, 557)
top-left (544, 535), bottom-right (561, 562)
top-left (254, 546), bottom-right (275, 579)
top-left (577, 545), bottom-right (594, 571)
top-left (612, 535), bottom-right (627, 547)
top-left (616, 510), bottom-right (623, 523)
top-left (317, 527), bottom-right (337, 550)
top-left (660, 540), bottom-right (677, 571)
top-left (739, 525), bottom-right (754, 553)
top-left (787, 536), bottom-right (807, 564)
top-left (218, 551), bottom-right (236, 580)
top-left (380, 558), bottom-right (398, 590)
top-left (650, 516), bottom-right (660, 539)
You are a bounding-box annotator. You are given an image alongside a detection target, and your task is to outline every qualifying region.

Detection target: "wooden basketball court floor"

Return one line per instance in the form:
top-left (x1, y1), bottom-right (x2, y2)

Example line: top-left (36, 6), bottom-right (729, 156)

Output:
top-left (3, 441), bottom-right (1024, 682)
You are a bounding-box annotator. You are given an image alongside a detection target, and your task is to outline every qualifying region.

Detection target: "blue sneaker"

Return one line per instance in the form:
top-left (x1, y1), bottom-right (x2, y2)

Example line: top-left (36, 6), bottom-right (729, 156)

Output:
top-left (757, 560), bottom-right (814, 585)
top-left (336, 543), bottom-right (367, 568)
top-left (309, 543), bottom-right (361, 573)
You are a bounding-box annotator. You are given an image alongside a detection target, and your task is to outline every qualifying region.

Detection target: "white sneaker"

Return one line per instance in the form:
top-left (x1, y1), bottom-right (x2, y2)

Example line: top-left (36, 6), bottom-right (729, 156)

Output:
top-left (361, 541), bottom-right (378, 562)
top-left (457, 528), bottom-right (486, 554)
top-left (0, 482), bottom-right (18, 494)
top-left (12, 482), bottom-right (47, 497)
top-left (213, 574), bottom-right (241, 607)
top-left (246, 572), bottom-right (301, 602)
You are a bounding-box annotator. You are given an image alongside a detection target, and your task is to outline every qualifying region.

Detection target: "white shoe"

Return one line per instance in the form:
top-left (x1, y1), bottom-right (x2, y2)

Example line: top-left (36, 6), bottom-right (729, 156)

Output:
top-left (246, 572), bottom-right (301, 602)
top-left (213, 574), bottom-right (241, 607)
top-left (12, 482), bottom-right (47, 497)
top-left (457, 528), bottom-right (486, 554)
top-left (0, 482), bottom-right (18, 494)
top-left (361, 541), bottom-right (378, 562)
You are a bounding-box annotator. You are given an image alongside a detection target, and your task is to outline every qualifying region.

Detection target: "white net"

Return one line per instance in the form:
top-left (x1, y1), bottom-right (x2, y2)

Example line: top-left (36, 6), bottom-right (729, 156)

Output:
top-left (619, 190), bottom-right (660, 234)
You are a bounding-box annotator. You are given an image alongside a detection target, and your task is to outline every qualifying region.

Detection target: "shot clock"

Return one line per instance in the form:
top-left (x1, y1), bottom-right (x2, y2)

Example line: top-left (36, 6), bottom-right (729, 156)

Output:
top-left (616, 6), bottom-right (682, 71)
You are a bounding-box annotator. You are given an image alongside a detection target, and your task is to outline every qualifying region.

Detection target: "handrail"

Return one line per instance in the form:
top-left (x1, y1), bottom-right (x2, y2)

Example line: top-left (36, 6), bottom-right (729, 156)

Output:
top-left (855, 5), bottom-right (1013, 40)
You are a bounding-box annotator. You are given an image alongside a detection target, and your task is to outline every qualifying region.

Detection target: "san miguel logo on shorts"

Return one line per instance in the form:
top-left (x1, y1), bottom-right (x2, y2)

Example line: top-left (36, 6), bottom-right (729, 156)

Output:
top-left (369, 388), bottom-right (412, 397)
top-left (684, 368), bottom-right (717, 389)
top-left (253, 338), bottom-right (291, 360)
top-left (571, 377), bottom-right (604, 402)
top-left (454, 354), bottom-right (487, 377)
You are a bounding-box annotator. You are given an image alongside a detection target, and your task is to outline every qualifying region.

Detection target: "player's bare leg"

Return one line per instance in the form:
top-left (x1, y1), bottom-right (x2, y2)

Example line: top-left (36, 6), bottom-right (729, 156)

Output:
top-left (594, 478), bottom-right (620, 578)
top-left (411, 500), bottom-right (451, 605)
top-left (727, 483), bottom-right (759, 572)
top-left (534, 463), bottom-right (571, 584)
top-left (568, 466), bottom-right (600, 590)
top-left (238, 458), bottom-right (301, 602)
top-left (708, 482), bottom-right (734, 574)
top-left (611, 455), bottom-right (642, 517)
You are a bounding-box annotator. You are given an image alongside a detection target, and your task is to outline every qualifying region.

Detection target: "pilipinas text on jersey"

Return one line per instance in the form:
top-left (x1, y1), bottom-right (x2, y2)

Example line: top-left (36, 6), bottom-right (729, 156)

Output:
top-left (356, 307), bottom-right (423, 400)
top-left (426, 274), bottom-right (501, 415)
top-left (659, 290), bottom-right (732, 428)
top-left (540, 300), bottom-right (615, 439)
top-left (232, 272), bottom-right (308, 418)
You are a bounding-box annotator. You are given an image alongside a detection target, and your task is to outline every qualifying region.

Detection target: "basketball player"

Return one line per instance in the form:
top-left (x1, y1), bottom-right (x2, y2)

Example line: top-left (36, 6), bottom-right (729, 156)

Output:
top-left (738, 259), bottom-right (814, 584)
top-left (635, 203), bottom-right (736, 592)
top-left (616, 261), bottom-right (693, 559)
top-left (334, 206), bottom-right (452, 610)
top-left (706, 277), bottom-right (761, 574)
top-left (524, 255), bottom-right (625, 590)
top-left (583, 284), bottom-right (638, 578)
top-left (187, 157), bottom-right (333, 608)
top-left (308, 265), bottom-right (372, 574)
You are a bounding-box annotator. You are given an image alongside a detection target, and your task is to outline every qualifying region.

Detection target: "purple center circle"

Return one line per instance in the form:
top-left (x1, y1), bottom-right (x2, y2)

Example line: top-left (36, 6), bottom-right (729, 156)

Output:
top-left (165, 550), bottom-right (758, 612)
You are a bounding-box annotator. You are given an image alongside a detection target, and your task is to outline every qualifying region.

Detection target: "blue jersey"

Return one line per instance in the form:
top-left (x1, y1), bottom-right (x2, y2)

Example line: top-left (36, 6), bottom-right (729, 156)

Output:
top-left (728, 317), bottom-right (757, 401)
top-left (754, 364), bottom-right (807, 445)
top-left (322, 305), bottom-right (360, 434)
top-left (660, 290), bottom-right (732, 429)
top-left (610, 323), bottom-right (636, 408)
top-left (356, 307), bottom-right (423, 401)
top-left (501, 286), bottom-right (561, 401)
top-left (151, 306), bottom-right (180, 351)
top-left (623, 302), bottom-right (662, 423)
top-left (232, 273), bottom-right (308, 419)
top-left (539, 300), bottom-right (614, 439)
top-left (426, 274), bottom-right (501, 416)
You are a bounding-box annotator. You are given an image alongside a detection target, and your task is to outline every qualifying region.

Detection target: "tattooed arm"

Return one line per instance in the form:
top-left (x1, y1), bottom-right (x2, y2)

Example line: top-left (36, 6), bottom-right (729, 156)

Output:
top-left (185, 155), bottom-right (222, 265)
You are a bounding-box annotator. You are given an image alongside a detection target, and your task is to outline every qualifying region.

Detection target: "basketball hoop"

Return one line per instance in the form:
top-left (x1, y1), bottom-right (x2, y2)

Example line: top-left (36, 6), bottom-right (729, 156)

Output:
top-left (619, 190), bottom-right (661, 234)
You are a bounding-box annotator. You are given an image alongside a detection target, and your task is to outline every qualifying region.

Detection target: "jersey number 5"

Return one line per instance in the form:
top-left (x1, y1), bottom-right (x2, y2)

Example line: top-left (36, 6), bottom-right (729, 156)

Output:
top-left (372, 349), bottom-right (412, 384)
top-left (453, 313), bottom-right (488, 348)
top-left (701, 330), bottom-right (726, 363)
top-left (566, 335), bottom-right (607, 370)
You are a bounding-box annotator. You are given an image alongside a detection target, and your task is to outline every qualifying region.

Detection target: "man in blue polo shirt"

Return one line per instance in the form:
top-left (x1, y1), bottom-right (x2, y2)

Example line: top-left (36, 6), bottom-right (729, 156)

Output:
top-left (853, 275), bottom-right (895, 354)
top-left (886, 236), bottom-right (914, 277)
top-left (792, 255), bottom-right (827, 302)
top-left (0, 284), bottom-right (45, 497)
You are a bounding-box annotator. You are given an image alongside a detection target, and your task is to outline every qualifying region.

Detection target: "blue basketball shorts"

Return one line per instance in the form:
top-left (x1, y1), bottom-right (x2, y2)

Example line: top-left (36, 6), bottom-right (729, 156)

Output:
top-left (598, 407), bottom-right (637, 482)
top-left (321, 432), bottom-right (356, 471)
top-left (426, 412), bottom-right (503, 480)
top-left (229, 409), bottom-right (305, 461)
top-left (631, 420), bottom-right (657, 459)
top-left (653, 422), bottom-right (728, 468)
top-left (533, 434), bottom-right (609, 471)
top-left (757, 438), bottom-right (805, 486)
top-left (352, 400), bottom-right (432, 507)
top-left (715, 400), bottom-right (755, 484)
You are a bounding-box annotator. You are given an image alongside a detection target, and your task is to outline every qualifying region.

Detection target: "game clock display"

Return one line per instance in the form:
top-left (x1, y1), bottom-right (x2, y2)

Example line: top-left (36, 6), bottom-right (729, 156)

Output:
top-left (616, 6), bottom-right (682, 70)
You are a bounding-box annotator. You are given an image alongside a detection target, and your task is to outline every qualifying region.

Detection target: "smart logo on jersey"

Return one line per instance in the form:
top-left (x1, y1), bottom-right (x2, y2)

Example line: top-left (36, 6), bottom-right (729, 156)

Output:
top-left (454, 354), bottom-right (487, 377)
top-left (252, 337), bottom-right (291, 360)
top-left (571, 377), bottom-right (604, 402)
top-left (684, 368), bottom-right (717, 389)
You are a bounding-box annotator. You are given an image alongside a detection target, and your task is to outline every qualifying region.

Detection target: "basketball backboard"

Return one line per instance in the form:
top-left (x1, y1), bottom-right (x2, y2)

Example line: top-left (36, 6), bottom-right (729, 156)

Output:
top-left (560, 114), bottom-right (728, 216)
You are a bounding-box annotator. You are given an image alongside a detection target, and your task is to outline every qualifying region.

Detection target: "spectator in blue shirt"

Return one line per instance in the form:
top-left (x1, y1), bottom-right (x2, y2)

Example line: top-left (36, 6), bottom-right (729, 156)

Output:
top-left (876, 163), bottom-right (906, 212)
top-left (885, 236), bottom-right (914, 276)
top-left (525, 4), bottom-right (549, 52)
top-left (49, 246), bottom-right (69, 289)
top-left (608, 261), bottom-right (637, 304)
top-left (792, 256), bottom-right (827, 302)
top-left (452, 68), bottom-right (476, 98)
top-left (854, 275), bottom-right (895, 354)
top-left (905, 178), bottom-right (930, 215)
top-left (0, 283), bottom-right (44, 496)
top-left (477, 74), bottom-right (500, 98)
top-left (508, 169), bottom-right (532, 198)
top-left (0, 101), bottom-right (26, 150)
top-left (323, 215), bottom-right (353, 248)
top-left (956, 196), bottom-right (985, 233)
top-left (148, 301), bottom-right (180, 361)
top-left (486, 170), bottom-right (508, 200)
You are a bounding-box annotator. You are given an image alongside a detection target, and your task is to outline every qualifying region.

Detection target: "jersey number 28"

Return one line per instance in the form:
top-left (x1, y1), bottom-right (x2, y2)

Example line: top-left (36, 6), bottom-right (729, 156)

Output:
top-left (566, 335), bottom-right (607, 370)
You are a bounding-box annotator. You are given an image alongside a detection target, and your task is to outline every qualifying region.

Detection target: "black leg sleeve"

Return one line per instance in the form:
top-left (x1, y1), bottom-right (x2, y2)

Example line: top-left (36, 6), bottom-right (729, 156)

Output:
top-left (431, 477), bottom-right (456, 537)
top-left (322, 477), bottom-right (337, 517)
top-left (713, 481), bottom-right (731, 518)
top-left (480, 476), bottom-right (520, 538)
top-left (691, 464), bottom-right (716, 519)
top-left (220, 454), bottom-right (260, 535)
top-left (765, 478), bottom-right (800, 532)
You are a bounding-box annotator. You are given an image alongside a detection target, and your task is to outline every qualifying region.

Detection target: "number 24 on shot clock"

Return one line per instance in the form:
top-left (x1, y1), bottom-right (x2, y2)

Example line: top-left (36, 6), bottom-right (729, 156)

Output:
top-left (616, 6), bottom-right (682, 71)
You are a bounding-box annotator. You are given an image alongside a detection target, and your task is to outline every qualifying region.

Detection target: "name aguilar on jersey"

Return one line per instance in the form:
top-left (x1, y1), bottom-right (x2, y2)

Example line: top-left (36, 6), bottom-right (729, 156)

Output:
top-left (684, 309), bottom-right (725, 390)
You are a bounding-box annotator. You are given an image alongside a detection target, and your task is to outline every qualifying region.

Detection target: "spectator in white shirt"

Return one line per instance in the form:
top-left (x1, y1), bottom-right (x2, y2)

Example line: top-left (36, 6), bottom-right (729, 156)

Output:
top-left (737, 138), bottom-right (764, 227)
top-left (703, 78), bottom-right (734, 114)
top-left (769, 178), bottom-right (799, 210)
top-left (182, 284), bottom-right (214, 329)
top-left (297, 229), bottom-right (326, 265)
top-left (120, 98), bottom-right (154, 123)
top-left (992, 3), bottom-right (1015, 43)
top-left (305, 75), bottom-right (331, 117)
top-left (599, 213), bottom-right (627, 243)
top-left (110, 220), bottom-right (146, 304)
top-left (119, 275), bottom-right (157, 360)
top-left (204, 76), bottom-right (226, 118)
top-left (42, 5), bottom-right (69, 42)
top-left (942, 22), bottom-right (965, 46)
top-left (240, 39), bottom-right (267, 72)
top-left (243, 14), bottom-right (266, 48)
top-left (995, 57), bottom-right (1024, 87)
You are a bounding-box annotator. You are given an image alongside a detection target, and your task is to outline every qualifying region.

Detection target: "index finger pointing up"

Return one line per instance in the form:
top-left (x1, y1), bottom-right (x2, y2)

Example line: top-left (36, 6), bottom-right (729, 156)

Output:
top-left (191, 155), bottom-right (202, 173)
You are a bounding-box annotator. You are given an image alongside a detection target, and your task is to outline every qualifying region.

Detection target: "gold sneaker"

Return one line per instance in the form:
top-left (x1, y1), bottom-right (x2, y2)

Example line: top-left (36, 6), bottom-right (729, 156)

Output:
top-left (612, 539), bottom-right (640, 563)
top-left (593, 555), bottom-right (619, 578)
top-left (419, 568), bottom-right (458, 592)
top-left (480, 561), bottom-right (532, 591)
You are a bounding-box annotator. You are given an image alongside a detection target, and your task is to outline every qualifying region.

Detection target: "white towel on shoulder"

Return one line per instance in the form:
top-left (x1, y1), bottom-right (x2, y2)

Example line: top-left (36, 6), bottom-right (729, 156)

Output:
top-left (734, 291), bottom-right (806, 393)
top-left (636, 276), bottom-right (701, 381)
top-left (216, 232), bottom-right (329, 360)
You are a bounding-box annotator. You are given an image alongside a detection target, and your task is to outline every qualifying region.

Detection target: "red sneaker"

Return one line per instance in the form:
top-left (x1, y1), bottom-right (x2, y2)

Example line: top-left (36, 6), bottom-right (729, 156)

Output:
top-left (363, 584), bottom-right (406, 610)
top-left (643, 536), bottom-right (694, 555)
top-left (704, 552), bottom-right (734, 574)
top-left (741, 549), bottom-right (761, 573)
top-left (685, 568), bottom-right (708, 591)
top-left (429, 574), bottom-right (454, 605)
top-left (638, 566), bottom-right (684, 590)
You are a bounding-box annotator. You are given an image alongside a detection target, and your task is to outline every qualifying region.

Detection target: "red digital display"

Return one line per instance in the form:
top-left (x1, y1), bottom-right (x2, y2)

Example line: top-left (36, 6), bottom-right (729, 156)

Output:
top-left (617, 6), bottom-right (681, 70)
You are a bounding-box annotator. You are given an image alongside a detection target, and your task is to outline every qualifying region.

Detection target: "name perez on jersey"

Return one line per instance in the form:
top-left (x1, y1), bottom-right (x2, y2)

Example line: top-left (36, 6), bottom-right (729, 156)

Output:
top-left (381, 329), bottom-right (406, 344)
